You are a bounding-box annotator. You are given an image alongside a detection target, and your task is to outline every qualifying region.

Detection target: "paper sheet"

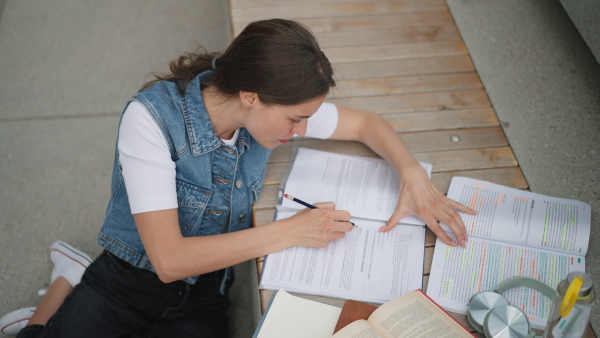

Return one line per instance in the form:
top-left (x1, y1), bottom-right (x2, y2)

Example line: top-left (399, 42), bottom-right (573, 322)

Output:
top-left (427, 237), bottom-right (585, 329)
top-left (442, 177), bottom-right (591, 255)
top-left (260, 210), bottom-right (425, 303)
top-left (280, 148), bottom-right (432, 226)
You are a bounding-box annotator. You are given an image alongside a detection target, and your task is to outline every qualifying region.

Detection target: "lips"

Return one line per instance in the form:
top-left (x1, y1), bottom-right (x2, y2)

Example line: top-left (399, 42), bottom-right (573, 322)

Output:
top-left (279, 139), bottom-right (289, 144)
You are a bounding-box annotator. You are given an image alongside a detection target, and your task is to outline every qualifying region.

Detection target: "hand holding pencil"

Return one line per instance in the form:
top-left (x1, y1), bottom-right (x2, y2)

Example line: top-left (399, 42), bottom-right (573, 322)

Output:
top-left (284, 194), bottom-right (357, 227)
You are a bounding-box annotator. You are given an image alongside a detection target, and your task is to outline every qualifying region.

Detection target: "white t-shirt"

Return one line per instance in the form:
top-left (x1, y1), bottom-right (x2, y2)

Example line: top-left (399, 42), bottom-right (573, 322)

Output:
top-left (118, 101), bottom-right (339, 214)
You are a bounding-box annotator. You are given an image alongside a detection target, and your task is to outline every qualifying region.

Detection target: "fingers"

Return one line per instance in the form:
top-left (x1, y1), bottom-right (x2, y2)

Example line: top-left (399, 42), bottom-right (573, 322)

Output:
top-left (312, 201), bottom-right (335, 210)
top-left (379, 210), bottom-right (408, 232)
top-left (446, 198), bottom-right (477, 215)
top-left (438, 209), bottom-right (467, 247)
top-left (422, 214), bottom-right (459, 247)
top-left (288, 207), bottom-right (354, 248)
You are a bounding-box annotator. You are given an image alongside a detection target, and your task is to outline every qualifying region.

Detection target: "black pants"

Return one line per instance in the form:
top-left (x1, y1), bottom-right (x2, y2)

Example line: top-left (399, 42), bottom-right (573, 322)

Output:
top-left (18, 251), bottom-right (232, 338)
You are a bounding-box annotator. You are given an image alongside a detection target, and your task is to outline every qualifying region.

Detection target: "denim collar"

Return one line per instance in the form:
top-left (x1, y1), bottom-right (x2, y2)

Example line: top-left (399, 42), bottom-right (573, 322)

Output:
top-left (184, 71), bottom-right (250, 156)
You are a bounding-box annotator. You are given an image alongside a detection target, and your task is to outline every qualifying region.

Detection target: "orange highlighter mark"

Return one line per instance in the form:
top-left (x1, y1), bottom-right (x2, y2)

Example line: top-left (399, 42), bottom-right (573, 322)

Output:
top-left (469, 188), bottom-right (480, 209)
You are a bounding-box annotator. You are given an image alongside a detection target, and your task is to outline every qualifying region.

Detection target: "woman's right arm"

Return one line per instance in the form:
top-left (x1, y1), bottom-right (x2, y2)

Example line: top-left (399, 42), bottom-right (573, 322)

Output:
top-left (119, 103), bottom-right (352, 283)
top-left (134, 204), bottom-right (351, 283)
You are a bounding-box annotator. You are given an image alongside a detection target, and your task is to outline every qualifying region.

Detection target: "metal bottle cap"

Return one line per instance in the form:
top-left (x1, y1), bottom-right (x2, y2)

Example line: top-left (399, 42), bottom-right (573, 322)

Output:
top-left (467, 291), bottom-right (510, 333)
top-left (484, 305), bottom-right (531, 338)
top-left (567, 271), bottom-right (594, 297)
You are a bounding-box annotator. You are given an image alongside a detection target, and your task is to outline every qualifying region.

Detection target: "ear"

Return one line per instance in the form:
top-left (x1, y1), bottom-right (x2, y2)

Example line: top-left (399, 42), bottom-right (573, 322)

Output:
top-left (239, 91), bottom-right (259, 108)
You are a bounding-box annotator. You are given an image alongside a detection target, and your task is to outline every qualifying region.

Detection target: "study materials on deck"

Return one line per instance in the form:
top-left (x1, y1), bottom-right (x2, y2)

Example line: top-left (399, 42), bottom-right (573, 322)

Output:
top-left (332, 289), bottom-right (474, 337)
top-left (253, 289), bottom-right (342, 338)
top-left (427, 176), bottom-right (591, 330)
top-left (259, 148), bottom-right (430, 303)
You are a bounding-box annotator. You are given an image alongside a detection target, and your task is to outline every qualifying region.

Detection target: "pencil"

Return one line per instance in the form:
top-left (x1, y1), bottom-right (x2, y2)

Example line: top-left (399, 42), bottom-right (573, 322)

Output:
top-left (283, 194), bottom-right (357, 227)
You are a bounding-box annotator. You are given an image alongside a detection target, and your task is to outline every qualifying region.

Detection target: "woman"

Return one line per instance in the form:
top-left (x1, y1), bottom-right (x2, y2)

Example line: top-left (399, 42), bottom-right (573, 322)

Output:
top-left (2, 19), bottom-right (475, 337)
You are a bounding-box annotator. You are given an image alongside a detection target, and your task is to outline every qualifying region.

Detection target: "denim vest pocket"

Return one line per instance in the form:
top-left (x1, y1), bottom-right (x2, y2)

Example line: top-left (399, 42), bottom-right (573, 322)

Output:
top-left (176, 180), bottom-right (211, 236)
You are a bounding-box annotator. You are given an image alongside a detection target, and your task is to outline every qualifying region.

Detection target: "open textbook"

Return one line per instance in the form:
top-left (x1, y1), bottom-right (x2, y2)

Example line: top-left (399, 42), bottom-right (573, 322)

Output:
top-left (259, 148), bottom-right (429, 303)
top-left (332, 290), bottom-right (474, 338)
top-left (427, 177), bottom-right (591, 329)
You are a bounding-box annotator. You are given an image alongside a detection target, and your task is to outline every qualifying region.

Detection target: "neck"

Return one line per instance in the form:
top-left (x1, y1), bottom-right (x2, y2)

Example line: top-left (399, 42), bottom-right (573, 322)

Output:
top-left (202, 87), bottom-right (244, 140)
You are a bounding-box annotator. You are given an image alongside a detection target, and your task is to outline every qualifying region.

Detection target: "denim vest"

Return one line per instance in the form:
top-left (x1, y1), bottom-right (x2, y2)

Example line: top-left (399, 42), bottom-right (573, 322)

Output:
top-left (98, 71), bottom-right (271, 287)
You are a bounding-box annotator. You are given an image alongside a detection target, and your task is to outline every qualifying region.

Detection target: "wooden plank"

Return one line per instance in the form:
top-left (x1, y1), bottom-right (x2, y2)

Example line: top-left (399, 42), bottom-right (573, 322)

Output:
top-left (400, 127), bottom-right (508, 153)
top-left (231, 0), bottom-right (448, 22)
top-left (255, 184), bottom-right (284, 210)
top-left (332, 72), bottom-right (481, 98)
top-left (413, 147), bottom-right (518, 172)
top-left (383, 108), bottom-right (499, 132)
top-left (232, 0), bottom-right (437, 9)
top-left (332, 56), bottom-right (474, 80)
top-left (254, 209), bottom-right (277, 227)
top-left (269, 139), bottom-right (374, 163)
top-left (274, 128), bottom-right (508, 165)
top-left (267, 139), bottom-right (512, 166)
top-left (330, 90), bottom-right (490, 113)
top-left (424, 247), bottom-right (434, 274)
top-left (316, 26), bottom-right (461, 48)
top-left (233, 12), bottom-right (455, 35)
top-left (324, 41), bottom-right (468, 64)
top-left (432, 167), bottom-right (529, 193)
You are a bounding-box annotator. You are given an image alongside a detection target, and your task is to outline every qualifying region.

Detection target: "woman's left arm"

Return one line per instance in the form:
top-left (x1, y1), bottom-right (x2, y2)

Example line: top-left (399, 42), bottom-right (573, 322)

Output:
top-left (329, 106), bottom-right (476, 247)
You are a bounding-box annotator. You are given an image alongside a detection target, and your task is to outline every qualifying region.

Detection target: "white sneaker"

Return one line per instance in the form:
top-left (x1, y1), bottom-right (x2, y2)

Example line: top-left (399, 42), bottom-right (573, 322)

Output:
top-left (0, 307), bottom-right (36, 335)
top-left (49, 240), bottom-right (93, 288)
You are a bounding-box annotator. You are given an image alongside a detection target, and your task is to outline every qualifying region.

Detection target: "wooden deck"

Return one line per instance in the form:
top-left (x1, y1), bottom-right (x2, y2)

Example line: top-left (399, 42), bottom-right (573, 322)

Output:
top-left (230, 0), bottom-right (528, 335)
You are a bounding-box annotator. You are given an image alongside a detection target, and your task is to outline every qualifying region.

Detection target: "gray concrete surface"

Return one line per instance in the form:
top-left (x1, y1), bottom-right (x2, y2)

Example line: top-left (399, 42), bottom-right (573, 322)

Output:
top-left (0, 1), bottom-right (259, 337)
top-left (1, 0), bottom-right (599, 337)
top-left (447, 0), bottom-right (600, 333)
top-left (558, 0), bottom-right (600, 64)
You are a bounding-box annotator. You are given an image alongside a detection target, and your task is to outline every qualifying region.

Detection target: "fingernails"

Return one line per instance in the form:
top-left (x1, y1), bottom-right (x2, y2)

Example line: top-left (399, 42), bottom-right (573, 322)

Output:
top-left (379, 226), bottom-right (386, 231)
top-left (450, 241), bottom-right (458, 247)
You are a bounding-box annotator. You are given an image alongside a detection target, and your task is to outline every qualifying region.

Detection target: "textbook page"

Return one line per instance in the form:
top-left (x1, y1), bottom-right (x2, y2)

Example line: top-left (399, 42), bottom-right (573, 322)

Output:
top-left (255, 289), bottom-right (342, 338)
top-left (427, 237), bottom-right (585, 329)
top-left (332, 290), bottom-right (473, 338)
top-left (441, 177), bottom-right (591, 255)
top-left (259, 210), bottom-right (425, 303)
top-left (332, 320), bottom-right (384, 338)
top-left (280, 148), bottom-right (432, 226)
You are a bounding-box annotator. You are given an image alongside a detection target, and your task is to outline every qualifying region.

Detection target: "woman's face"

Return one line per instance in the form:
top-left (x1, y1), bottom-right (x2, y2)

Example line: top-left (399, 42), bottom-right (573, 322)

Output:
top-left (244, 95), bottom-right (326, 149)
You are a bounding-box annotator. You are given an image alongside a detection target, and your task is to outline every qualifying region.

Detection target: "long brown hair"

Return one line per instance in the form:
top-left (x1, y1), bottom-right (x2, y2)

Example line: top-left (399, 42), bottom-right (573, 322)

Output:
top-left (140, 19), bottom-right (335, 105)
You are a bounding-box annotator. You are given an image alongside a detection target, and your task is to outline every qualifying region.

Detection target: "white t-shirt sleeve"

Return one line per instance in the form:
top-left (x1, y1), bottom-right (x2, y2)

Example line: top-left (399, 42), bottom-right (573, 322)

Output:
top-left (118, 101), bottom-right (178, 214)
top-left (301, 102), bottom-right (338, 139)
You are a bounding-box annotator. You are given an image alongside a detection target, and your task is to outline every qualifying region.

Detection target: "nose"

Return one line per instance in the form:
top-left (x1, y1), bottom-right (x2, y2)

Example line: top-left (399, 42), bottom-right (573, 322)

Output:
top-left (292, 119), bottom-right (308, 137)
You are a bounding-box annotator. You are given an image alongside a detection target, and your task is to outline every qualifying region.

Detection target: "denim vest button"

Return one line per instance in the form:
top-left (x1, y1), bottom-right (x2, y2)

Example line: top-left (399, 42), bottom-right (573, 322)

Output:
top-left (239, 214), bottom-right (246, 221)
top-left (235, 180), bottom-right (242, 188)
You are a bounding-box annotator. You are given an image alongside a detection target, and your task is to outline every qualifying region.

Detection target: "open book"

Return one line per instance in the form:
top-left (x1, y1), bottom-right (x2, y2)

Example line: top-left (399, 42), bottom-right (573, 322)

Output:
top-left (332, 290), bottom-right (474, 338)
top-left (259, 148), bottom-right (428, 303)
top-left (427, 177), bottom-right (590, 329)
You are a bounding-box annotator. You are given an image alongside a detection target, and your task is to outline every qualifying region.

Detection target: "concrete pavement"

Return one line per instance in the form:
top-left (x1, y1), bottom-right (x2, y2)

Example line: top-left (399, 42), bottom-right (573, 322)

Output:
top-left (447, 0), bottom-right (600, 332)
